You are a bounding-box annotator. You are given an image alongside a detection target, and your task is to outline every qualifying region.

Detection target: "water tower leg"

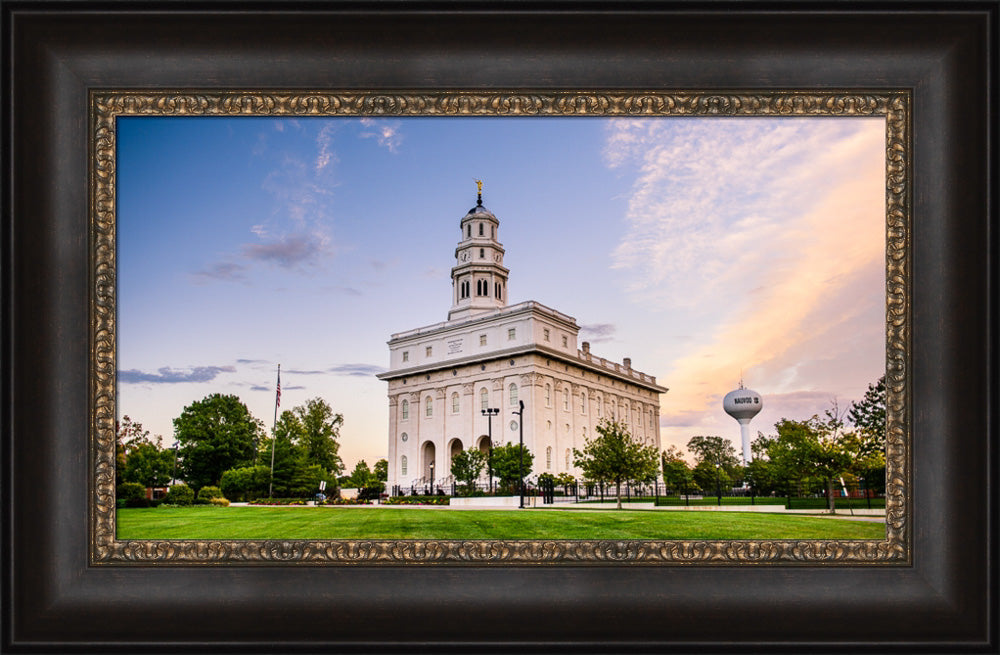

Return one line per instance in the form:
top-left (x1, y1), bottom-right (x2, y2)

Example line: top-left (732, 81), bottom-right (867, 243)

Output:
top-left (740, 422), bottom-right (752, 466)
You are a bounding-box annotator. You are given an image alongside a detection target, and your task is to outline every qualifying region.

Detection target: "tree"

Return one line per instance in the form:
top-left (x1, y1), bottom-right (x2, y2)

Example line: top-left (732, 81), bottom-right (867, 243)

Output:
top-left (293, 398), bottom-right (344, 477)
top-left (344, 460), bottom-right (376, 488)
top-left (846, 375), bottom-right (887, 493)
top-left (116, 415), bottom-right (151, 486)
top-left (173, 394), bottom-right (264, 491)
top-left (373, 459), bottom-right (388, 483)
top-left (686, 435), bottom-right (740, 470)
top-left (742, 434), bottom-right (781, 496)
top-left (121, 441), bottom-right (174, 488)
top-left (220, 465), bottom-right (271, 502)
top-left (450, 448), bottom-right (486, 495)
top-left (692, 460), bottom-right (731, 500)
top-left (762, 411), bottom-right (854, 512)
top-left (555, 472), bottom-right (577, 492)
top-left (686, 435), bottom-right (741, 494)
top-left (490, 443), bottom-right (534, 494)
top-left (661, 446), bottom-right (694, 495)
top-left (847, 375), bottom-right (886, 445)
top-left (573, 418), bottom-right (660, 509)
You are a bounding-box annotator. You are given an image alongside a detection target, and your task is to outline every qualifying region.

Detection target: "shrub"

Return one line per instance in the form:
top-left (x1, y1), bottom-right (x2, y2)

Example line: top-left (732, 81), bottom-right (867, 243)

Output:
top-left (197, 486), bottom-right (224, 501)
top-left (383, 496), bottom-right (449, 506)
top-left (220, 465), bottom-right (271, 502)
top-left (117, 481), bottom-right (147, 502)
top-left (249, 498), bottom-right (309, 506)
top-left (165, 483), bottom-right (194, 506)
top-left (209, 497), bottom-right (230, 507)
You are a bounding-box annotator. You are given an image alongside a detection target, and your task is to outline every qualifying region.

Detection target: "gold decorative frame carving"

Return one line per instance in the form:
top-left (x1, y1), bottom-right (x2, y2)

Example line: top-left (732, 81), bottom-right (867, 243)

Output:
top-left (91, 90), bottom-right (910, 565)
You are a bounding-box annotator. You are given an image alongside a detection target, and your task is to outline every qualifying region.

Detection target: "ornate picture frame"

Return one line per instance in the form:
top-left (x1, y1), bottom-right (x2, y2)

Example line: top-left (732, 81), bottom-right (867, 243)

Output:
top-left (6, 3), bottom-right (993, 651)
top-left (92, 90), bottom-right (910, 566)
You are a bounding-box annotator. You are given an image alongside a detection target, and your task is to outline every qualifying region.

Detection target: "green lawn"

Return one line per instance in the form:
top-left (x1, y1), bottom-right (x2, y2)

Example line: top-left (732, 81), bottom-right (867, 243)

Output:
top-left (117, 506), bottom-right (886, 540)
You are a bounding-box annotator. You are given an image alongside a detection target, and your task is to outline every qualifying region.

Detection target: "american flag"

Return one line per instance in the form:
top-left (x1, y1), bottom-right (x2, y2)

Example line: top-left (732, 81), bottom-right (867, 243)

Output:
top-left (275, 366), bottom-right (281, 408)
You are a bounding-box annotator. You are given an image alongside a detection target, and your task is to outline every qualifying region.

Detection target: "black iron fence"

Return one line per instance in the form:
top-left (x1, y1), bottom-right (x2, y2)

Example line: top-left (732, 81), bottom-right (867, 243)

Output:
top-left (389, 478), bottom-right (886, 509)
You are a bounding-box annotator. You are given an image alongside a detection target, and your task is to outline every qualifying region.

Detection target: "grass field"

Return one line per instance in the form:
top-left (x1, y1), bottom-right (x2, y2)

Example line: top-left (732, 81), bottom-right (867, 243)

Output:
top-left (117, 506), bottom-right (886, 540)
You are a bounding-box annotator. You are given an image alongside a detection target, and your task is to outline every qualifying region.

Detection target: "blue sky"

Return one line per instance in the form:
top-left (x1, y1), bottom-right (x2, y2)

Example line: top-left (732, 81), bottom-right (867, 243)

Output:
top-left (117, 115), bottom-right (886, 468)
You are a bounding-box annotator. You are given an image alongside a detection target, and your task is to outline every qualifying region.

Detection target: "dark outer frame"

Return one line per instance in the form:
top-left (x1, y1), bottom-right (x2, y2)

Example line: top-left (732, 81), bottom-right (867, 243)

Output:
top-left (4, 2), bottom-right (995, 652)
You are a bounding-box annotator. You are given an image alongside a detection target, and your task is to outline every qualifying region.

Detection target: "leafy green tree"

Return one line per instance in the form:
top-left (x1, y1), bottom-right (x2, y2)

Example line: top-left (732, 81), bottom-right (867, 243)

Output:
top-left (293, 398), bottom-right (344, 476)
top-left (686, 436), bottom-right (741, 469)
top-left (573, 419), bottom-right (660, 509)
top-left (555, 472), bottom-right (577, 492)
top-left (847, 375), bottom-right (886, 445)
top-left (344, 460), bottom-right (377, 488)
top-left (121, 441), bottom-right (174, 488)
top-left (742, 435), bottom-right (781, 495)
top-left (661, 446), bottom-right (694, 494)
top-left (220, 465), bottom-right (271, 502)
top-left (846, 375), bottom-right (887, 492)
top-left (116, 415), bottom-right (151, 486)
top-left (692, 460), bottom-right (732, 498)
top-left (450, 448), bottom-right (486, 495)
top-left (686, 435), bottom-right (742, 491)
top-left (490, 443), bottom-right (534, 494)
top-left (259, 431), bottom-right (301, 497)
top-left (373, 458), bottom-right (388, 482)
top-left (174, 394), bottom-right (264, 491)
top-left (762, 411), bottom-right (855, 512)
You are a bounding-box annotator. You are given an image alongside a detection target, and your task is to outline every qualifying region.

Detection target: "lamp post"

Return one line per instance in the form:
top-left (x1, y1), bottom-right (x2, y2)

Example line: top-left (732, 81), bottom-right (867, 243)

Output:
top-left (429, 460), bottom-right (435, 494)
top-left (482, 407), bottom-right (499, 494)
top-left (513, 400), bottom-right (525, 508)
top-left (715, 461), bottom-right (722, 505)
top-left (171, 441), bottom-right (179, 486)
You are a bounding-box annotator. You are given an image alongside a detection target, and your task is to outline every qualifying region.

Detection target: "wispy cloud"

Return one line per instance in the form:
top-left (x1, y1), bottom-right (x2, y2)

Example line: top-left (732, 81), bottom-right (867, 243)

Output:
top-left (119, 365), bottom-right (235, 385)
top-left (315, 123), bottom-right (338, 173)
top-left (329, 363), bottom-right (387, 377)
top-left (608, 118), bottom-right (888, 452)
top-left (580, 323), bottom-right (616, 342)
top-left (285, 369), bottom-right (327, 376)
top-left (241, 233), bottom-right (327, 268)
top-left (191, 262), bottom-right (247, 284)
top-left (359, 118), bottom-right (403, 152)
top-left (199, 122), bottom-right (344, 281)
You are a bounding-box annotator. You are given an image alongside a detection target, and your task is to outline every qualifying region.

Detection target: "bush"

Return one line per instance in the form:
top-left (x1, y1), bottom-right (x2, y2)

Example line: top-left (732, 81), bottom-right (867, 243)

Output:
top-left (383, 496), bottom-right (449, 506)
top-left (197, 486), bottom-right (224, 501)
top-left (249, 497), bottom-right (309, 506)
top-left (165, 483), bottom-right (194, 506)
top-left (209, 497), bottom-right (230, 507)
top-left (117, 481), bottom-right (147, 502)
top-left (220, 465), bottom-right (271, 502)
top-left (357, 485), bottom-right (383, 501)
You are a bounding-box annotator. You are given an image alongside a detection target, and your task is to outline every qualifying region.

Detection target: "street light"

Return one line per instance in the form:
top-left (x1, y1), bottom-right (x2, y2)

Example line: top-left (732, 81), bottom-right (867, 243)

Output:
top-left (513, 400), bottom-right (525, 508)
top-left (171, 441), bottom-right (179, 486)
top-left (481, 407), bottom-right (500, 494)
top-left (429, 460), bottom-right (435, 494)
top-left (715, 461), bottom-right (722, 505)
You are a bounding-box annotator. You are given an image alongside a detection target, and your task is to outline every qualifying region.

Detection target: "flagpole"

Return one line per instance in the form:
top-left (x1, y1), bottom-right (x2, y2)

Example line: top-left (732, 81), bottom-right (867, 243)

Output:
top-left (268, 364), bottom-right (280, 498)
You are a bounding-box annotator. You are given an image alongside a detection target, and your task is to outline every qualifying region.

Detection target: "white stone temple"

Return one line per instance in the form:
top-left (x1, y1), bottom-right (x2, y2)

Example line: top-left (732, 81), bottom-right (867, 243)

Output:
top-left (376, 183), bottom-right (667, 494)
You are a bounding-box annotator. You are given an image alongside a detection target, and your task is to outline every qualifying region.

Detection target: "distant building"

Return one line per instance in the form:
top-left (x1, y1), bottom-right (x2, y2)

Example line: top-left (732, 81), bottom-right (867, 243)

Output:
top-left (376, 186), bottom-right (667, 494)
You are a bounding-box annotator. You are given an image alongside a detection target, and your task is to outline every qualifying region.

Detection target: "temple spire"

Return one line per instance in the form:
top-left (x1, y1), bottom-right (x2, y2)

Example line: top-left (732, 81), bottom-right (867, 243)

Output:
top-left (475, 178), bottom-right (483, 206)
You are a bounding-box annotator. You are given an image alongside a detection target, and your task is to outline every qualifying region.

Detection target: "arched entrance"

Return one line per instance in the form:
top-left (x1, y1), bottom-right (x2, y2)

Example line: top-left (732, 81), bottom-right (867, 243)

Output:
top-left (422, 441), bottom-right (436, 482)
top-left (448, 438), bottom-right (464, 471)
top-left (477, 435), bottom-right (491, 454)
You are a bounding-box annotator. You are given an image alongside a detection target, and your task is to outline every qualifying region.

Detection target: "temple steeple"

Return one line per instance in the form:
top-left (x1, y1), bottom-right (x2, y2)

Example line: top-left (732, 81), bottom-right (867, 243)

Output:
top-left (449, 181), bottom-right (509, 321)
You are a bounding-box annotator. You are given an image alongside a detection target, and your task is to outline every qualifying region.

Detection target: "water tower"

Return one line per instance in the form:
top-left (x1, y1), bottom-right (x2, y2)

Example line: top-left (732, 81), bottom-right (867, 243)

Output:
top-left (723, 382), bottom-right (763, 466)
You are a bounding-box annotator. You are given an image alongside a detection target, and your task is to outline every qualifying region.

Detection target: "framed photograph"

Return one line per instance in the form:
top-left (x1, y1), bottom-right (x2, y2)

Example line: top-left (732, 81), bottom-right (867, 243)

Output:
top-left (5, 2), bottom-right (995, 651)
